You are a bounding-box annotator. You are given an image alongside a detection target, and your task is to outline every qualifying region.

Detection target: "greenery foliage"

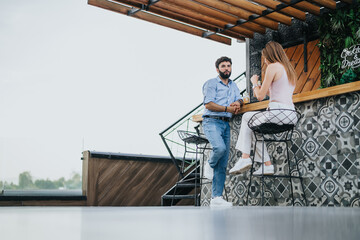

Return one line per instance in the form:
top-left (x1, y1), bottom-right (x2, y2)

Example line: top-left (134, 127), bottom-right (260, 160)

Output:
top-left (318, 4), bottom-right (360, 88)
top-left (0, 171), bottom-right (81, 190)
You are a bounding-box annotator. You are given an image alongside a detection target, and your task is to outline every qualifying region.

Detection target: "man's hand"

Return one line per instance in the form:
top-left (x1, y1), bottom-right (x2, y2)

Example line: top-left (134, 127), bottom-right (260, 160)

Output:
top-left (226, 106), bottom-right (238, 114)
top-left (229, 101), bottom-right (241, 114)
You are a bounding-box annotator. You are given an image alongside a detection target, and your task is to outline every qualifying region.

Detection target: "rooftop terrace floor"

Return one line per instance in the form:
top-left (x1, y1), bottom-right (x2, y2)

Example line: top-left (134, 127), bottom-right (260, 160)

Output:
top-left (0, 206), bottom-right (359, 240)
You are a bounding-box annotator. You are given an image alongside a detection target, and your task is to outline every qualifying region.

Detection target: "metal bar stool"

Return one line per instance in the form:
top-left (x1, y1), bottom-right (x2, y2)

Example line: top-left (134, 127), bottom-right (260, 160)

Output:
top-left (175, 129), bottom-right (211, 206)
top-left (246, 109), bottom-right (307, 206)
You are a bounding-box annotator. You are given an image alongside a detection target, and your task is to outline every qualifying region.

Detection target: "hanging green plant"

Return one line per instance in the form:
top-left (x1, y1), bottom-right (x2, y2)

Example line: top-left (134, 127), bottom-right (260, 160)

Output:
top-left (340, 68), bottom-right (357, 84)
top-left (318, 4), bottom-right (360, 88)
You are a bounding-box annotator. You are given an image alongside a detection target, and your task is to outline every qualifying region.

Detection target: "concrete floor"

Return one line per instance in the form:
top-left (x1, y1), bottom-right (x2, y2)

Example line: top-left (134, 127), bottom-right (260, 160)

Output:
top-left (0, 206), bottom-right (359, 240)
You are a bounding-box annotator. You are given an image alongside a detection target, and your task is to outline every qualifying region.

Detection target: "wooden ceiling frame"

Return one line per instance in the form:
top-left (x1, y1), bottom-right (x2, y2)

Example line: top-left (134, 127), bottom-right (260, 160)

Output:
top-left (277, 0), bottom-right (321, 15)
top-left (251, 0), bottom-right (306, 20)
top-left (115, 0), bottom-right (252, 39)
top-left (222, 0), bottom-right (292, 26)
top-left (147, 4), bottom-right (249, 39)
top-left (152, 0), bottom-right (266, 34)
top-left (193, 0), bottom-right (279, 30)
top-left (88, 0), bottom-right (233, 44)
top-left (202, 0), bottom-right (312, 39)
top-left (123, 0), bottom-right (257, 36)
top-left (307, 0), bottom-right (337, 10)
top-left (88, 0), bottom-right (356, 45)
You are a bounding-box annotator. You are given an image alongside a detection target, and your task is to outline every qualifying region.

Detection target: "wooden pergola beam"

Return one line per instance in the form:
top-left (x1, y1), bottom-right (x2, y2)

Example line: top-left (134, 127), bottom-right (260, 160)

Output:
top-left (252, 0), bottom-right (307, 20)
top-left (222, 0), bottom-right (292, 26)
top-left (88, 0), bottom-right (232, 45)
top-left (278, 0), bottom-right (321, 15)
top-left (203, 0), bottom-right (313, 38)
top-left (306, 0), bottom-right (337, 10)
top-left (148, 5), bottom-right (246, 41)
top-left (116, 0), bottom-right (252, 38)
top-left (126, 0), bottom-right (255, 37)
top-left (160, 0), bottom-right (266, 34)
top-left (89, 0), bottom-right (356, 45)
top-left (193, 0), bottom-right (279, 30)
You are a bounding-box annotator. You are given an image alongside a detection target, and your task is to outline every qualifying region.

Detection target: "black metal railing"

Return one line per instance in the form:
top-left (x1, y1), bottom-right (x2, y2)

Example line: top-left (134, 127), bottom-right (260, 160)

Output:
top-left (159, 71), bottom-right (246, 177)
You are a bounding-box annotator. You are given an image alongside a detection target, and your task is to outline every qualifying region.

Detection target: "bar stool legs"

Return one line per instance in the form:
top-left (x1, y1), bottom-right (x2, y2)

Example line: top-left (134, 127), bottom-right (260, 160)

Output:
top-left (286, 141), bottom-right (295, 206)
top-left (243, 109), bottom-right (307, 206)
top-left (246, 138), bottom-right (308, 206)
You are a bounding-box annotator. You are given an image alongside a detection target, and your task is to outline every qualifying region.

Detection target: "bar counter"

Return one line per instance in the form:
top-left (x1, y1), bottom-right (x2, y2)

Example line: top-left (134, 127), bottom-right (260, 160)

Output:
top-left (199, 81), bottom-right (360, 207)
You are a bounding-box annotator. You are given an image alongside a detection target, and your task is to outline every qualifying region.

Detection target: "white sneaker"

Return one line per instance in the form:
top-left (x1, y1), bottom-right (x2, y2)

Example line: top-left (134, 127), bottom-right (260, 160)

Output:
top-left (253, 164), bottom-right (274, 176)
top-left (229, 158), bottom-right (252, 175)
top-left (203, 161), bottom-right (213, 181)
top-left (210, 196), bottom-right (233, 208)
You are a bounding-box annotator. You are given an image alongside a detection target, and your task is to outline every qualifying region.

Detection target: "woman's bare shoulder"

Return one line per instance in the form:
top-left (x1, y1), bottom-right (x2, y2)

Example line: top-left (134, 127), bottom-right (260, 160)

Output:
top-left (267, 62), bottom-right (283, 70)
top-left (267, 62), bottom-right (285, 81)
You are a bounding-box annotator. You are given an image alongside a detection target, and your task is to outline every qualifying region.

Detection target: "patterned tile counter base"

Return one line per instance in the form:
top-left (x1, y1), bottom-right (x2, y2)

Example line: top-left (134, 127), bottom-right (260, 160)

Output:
top-left (200, 92), bottom-right (360, 207)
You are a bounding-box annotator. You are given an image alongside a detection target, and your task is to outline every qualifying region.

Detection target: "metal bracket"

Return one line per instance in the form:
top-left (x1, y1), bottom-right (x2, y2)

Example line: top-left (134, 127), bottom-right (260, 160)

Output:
top-left (202, 31), bottom-right (214, 38)
top-left (303, 22), bottom-right (309, 73)
top-left (127, 0), bottom-right (161, 16)
top-left (127, 7), bottom-right (141, 16)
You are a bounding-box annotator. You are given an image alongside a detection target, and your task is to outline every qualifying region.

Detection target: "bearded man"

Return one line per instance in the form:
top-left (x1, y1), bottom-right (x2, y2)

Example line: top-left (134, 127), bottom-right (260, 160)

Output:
top-left (202, 56), bottom-right (243, 207)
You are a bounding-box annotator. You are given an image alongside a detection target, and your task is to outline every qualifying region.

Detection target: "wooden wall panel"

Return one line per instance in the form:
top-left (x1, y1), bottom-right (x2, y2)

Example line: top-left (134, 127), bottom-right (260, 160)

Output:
top-left (293, 40), bottom-right (320, 93)
top-left (290, 43), bottom-right (306, 79)
top-left (261, 39), bottom-right (321, 95)
top-left (83, 151), bottom-right (179, 206)
top-left (300, 55), bottom-right (321, 92)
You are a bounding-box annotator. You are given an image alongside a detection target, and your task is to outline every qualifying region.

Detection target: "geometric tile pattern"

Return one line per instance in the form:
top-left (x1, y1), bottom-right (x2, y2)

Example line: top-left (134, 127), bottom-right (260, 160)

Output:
top-left (302, 136), bottom-right (320, 158)
top-left (201, 91), bottom-right (360, 207)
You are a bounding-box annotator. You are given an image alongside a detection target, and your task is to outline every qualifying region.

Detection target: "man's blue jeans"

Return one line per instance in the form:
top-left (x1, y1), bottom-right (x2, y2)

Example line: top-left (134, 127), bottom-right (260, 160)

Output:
top-left (202, 117), bottom-right (230, 198)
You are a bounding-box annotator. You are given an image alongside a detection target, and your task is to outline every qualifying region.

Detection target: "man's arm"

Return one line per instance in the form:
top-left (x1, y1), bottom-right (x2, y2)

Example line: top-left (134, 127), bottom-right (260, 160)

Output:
top-left (205, 102), bottom-right (238, 114)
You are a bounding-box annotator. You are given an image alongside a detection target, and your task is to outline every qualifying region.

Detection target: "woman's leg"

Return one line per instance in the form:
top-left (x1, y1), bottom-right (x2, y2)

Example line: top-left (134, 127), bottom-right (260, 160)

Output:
top-left (235, 111), bottom-right (258, 156)
top-left (253, 137), bottom-right (271, 165)
top-left (254, 102), bottom-right (296, 166)
top-left (229, 112), bottom-right (258, 175)
top-left (235, 111), bottom-right (271, 164)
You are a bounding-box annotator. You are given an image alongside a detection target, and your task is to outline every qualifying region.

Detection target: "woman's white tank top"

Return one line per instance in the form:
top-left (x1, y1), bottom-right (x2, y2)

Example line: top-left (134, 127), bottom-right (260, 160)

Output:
top-left (269, 66), bottom-right (295, 107)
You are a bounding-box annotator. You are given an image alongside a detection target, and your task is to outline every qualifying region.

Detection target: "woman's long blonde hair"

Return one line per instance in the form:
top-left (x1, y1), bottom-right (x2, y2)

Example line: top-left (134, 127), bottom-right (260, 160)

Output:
top-left (262, 41), bottom-right (296, 85)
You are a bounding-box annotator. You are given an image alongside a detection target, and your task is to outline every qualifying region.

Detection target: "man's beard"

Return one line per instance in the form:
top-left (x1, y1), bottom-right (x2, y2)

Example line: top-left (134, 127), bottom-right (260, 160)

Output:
top-left (219, 70), bottom-right (231, 79)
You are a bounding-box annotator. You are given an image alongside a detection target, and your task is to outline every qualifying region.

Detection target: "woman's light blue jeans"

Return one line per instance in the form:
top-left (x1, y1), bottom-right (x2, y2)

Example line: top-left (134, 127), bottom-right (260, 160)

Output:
top-left (202, 117), bottom-right (230, 198)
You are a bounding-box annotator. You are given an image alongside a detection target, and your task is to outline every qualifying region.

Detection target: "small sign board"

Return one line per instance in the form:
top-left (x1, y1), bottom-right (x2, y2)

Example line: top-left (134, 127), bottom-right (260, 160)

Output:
top-left (341, 44), bottom-right (360, 69)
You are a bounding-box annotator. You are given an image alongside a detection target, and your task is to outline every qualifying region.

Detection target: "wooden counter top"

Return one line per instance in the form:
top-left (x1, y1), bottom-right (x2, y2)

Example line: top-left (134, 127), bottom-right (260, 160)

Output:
top-left (192, 81), bottom-right (360, 122)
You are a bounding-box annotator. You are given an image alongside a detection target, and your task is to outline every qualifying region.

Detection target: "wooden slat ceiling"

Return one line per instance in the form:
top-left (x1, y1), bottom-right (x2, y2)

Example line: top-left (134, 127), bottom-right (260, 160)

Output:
top-left (88, 0), bottom-right (355, 45)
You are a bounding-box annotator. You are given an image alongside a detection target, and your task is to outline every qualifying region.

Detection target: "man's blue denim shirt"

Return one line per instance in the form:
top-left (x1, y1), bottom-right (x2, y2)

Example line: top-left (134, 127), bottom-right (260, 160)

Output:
top-left (202, 76), bottom-right (242, 118)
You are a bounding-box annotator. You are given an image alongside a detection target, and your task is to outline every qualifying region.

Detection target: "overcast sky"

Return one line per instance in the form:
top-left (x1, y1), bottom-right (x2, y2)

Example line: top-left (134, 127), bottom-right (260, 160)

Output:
top-left (0, 0), bottom-right (246, 183)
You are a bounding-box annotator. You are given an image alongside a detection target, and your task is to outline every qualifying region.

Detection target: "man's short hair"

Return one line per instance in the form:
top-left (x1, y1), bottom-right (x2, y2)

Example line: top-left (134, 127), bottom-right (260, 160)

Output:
top-left (215, 56), bottom-right (232, 69)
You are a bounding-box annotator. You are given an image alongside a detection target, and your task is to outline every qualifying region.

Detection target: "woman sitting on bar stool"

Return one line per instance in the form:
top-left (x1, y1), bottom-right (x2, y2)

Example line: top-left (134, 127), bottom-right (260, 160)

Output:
top-left (229, 41), bottom-right (297, 176)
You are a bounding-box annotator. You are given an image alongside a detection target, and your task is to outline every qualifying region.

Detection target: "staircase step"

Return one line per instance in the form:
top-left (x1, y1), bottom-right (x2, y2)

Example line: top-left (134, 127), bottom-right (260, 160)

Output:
top-left (176, 182), bottom-right (198, 188)
top-left (186, 172), bottom-right (201, 179)
top-left (162, 194), bottom-right (196, 200)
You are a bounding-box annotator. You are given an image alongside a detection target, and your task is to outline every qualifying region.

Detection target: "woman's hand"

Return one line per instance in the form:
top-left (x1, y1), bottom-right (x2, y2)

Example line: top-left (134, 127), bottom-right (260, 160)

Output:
top-left (251, 75), bottom-right (259, 85)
